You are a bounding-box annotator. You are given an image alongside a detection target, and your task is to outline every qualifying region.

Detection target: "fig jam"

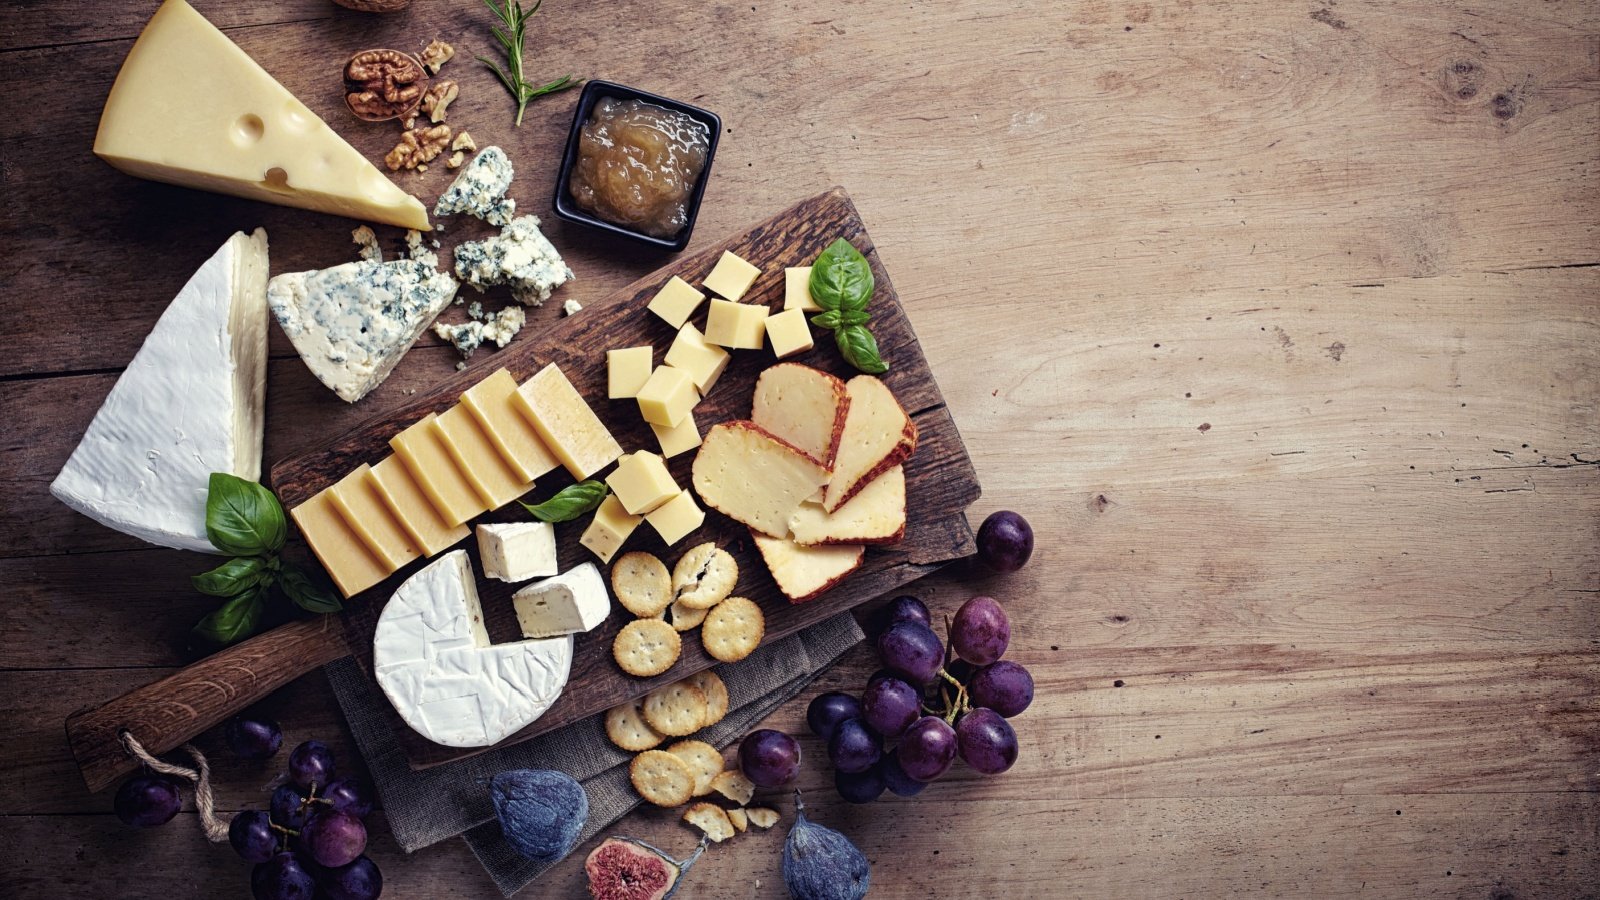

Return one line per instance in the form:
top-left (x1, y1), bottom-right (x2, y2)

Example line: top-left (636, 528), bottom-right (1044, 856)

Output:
top-left (568, 97), bottom-right (710, 239)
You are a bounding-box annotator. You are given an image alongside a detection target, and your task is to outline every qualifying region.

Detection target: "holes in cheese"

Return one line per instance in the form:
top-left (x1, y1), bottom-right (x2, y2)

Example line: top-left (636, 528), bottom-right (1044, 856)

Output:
top-left (789, 465), bottom-right (905, 546)
top-left (691, 421), bottom-right (830, 539)
top-left (751, 531), bottom-right (864, 604)
top-left (750, 363), bottom-right (849, 470)
top-left (823, 375), bottom-right (916, 513)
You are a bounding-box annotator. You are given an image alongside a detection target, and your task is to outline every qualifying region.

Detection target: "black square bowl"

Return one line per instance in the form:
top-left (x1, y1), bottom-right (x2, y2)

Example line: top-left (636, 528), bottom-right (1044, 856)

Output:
top-left (551, 80), bottom-right (722, 252)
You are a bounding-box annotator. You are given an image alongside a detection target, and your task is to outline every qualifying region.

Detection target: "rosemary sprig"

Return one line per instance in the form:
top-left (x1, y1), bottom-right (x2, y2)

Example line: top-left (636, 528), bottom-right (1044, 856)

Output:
top-left (476, 0), bottom-right (580, 126)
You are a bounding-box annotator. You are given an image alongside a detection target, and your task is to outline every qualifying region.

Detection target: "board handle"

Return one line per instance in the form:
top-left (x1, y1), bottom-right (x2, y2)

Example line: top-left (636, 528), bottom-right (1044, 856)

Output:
top-left (66, 616), bottom-right (348, 793)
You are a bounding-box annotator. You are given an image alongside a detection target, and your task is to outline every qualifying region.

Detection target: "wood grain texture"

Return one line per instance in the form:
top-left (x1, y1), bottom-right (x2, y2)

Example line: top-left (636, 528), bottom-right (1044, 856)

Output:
top-left (269, 188), bottom-right (981, 767)
top-left (1, 0), bottom-right (1596, 895)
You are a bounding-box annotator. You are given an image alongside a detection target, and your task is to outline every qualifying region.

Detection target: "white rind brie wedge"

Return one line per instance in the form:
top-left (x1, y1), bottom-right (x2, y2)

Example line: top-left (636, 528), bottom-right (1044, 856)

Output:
top-left (51, 229), bottom-right (269, 553)
top-left (373, 551), bottom-right (573, 748)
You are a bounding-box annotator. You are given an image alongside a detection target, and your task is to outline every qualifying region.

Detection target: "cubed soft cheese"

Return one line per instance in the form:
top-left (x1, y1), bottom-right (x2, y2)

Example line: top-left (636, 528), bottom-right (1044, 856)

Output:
top-left (512, 562), bottom-right (611, 638)
top-left (477, 521), bottom-right (558, 582)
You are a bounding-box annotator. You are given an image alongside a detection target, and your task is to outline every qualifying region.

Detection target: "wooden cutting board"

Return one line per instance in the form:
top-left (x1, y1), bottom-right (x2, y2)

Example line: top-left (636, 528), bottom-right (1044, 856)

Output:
top-left (269, 187), bottom-right (980, 768)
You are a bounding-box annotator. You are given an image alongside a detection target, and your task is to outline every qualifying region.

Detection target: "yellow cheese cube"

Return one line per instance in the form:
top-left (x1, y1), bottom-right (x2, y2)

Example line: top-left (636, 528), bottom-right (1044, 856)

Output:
top-left (434, 404), bottom-right (533, 509)
top-left (367, 455), bottom-right (469, 555)
top-left (461, 369), bottom-right (560, 483)
top-left (650, 411), bottom-right (701, 459)
top-left (607, 346), bottom-right (654, 399)
top-left (764, 307), bottom-right (815, 359)
top-left (513, 363), bottom-right (624, 480)
top-left (579, 494), bottom-right (641, 563)
top-left (290, 488), bottom-right (391, 598)
top-left (636, 365), bottom-right (699, 428)
top-left (664, 324), bottom-right (730, 394)
top-left (702, 250), bottom-right (762, 301)
top-left (646, 276), bottom-right (706, 329)
top-left (704, 299), bottom-right (768, 351)
top-left (328, 464), bottom-right (421, 571)
top-left (646, 490), bottom-right (705, 546)
top-left (606, 451), bottom-right (680, 515)
top-left (785, 267), bottom-right (821, 311)
top-left (391, 414), bottom-right (489, 527)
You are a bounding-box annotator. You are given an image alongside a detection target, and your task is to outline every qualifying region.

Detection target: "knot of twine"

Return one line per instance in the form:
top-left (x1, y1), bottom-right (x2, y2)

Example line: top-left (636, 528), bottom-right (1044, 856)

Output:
top-left (120, 731), bottom-right (228, 842)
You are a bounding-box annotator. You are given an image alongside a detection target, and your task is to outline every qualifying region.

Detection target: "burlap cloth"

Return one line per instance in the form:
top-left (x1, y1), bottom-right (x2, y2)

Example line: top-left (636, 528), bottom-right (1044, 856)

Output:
top-left (325, 613), bottom-right (864, 896)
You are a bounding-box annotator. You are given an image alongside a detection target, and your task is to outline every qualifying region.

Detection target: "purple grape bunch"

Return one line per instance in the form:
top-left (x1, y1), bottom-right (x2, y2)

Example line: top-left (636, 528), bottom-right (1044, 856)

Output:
top-left (805, 585), bottom-right (1035, 803)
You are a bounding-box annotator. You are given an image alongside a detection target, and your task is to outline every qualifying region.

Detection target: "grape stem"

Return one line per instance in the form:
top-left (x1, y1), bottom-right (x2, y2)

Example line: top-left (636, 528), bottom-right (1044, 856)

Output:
top-left (935, 667), bottom-right (971, 724)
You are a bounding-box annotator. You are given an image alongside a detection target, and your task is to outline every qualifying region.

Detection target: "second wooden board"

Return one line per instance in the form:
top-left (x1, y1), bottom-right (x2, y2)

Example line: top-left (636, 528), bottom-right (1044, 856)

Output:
top-left (270, 187), bottom-right (980, 768)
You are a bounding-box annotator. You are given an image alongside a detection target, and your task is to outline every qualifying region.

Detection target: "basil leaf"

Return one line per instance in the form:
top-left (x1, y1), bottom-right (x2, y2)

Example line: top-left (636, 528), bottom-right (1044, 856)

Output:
top-left (205, 474), bottom-right (287, 556)
top-left (192, 587), bottom-right (266, 647)
top-left (809, 239), bottom-right (874, 313)
top-left (836, 325), bottom-right (888, 374)
top-left (278, 564), bottom-right (342, 614)
top-left (835, 308), bottom-right (872, 327)
top-left (192, 557), bottom-right (269, 597)
top-left (810, 310), bottom-right (842, 330)
top-left (519, 481), bottom-right (609, 523)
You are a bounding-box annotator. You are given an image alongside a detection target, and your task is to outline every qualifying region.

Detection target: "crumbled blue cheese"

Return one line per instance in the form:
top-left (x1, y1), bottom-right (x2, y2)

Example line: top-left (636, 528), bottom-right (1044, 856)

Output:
top-left (453, 215), bottom-right (573, 306)
top-left (433, 146), bottom-right (515, 226)
top-left (432, 305), bottom-right (524, 360)
top-left (563, 298), bottom-right (583, 316)
top-left (434, 319), bottom-right (485, 358)
top-left (269, 259), bottom-right (458, 403)
top-left (481, 305), bottom-right (525, 346)
top-left (404, 229), bottom-right (439, 268)
top-left (351, 226), bottom-right (382, 262)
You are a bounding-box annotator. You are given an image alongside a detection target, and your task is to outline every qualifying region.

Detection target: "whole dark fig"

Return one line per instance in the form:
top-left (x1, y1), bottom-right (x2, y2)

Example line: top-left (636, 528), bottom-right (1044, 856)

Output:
top-left (783, 791), bottom-right (870, 900)
top-left (492, 769), bottom-right (588, 862)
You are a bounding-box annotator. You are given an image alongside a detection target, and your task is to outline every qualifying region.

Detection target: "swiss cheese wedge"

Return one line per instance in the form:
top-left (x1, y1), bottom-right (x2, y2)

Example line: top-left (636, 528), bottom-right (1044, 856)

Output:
top-left (823, 375), bottom-right (917, 512)
top-left (692, 421), bottom-right (829, 538)
top-left (752, 532), bottom-right (864, 603)
top-left (750, 363), bottom-right (849, 469)
top-left (789, 465), bottom-right (905, 546)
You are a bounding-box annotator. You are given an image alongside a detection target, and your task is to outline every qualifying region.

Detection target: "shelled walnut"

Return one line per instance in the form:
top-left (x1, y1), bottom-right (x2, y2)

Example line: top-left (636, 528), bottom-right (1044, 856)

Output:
top-left (385, 125), bottom-right (452, 171)
top-left (451, 131), bottom-right (477, 153)
top-left (422, 81), bottom-right (459, 123)
top-left (343, 49), bottom-right (428, 122)
top-left (419, 39), bottom-right (456, 75)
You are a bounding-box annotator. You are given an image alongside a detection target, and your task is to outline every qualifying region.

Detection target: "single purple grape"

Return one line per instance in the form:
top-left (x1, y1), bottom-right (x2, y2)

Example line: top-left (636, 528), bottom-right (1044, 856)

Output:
top-left (834, 765), bottom-right (886, 804)
top-left (114, 773), bottom-right (182, 828)
top-left (976, 510), bottom-right (1033, 572)
top-left (897, 716), bottom-right (958, 782)
top-left (861, 676), bottom-right (920, 739)
top-left (251, 851), bottom-right (316, 900)
top-left (951, 596), bottom-right (1011, 665)
top-left (301, 809), bottom-right (367, 868)
top-left (876, 621), bottom-right (944, 685)
top-left (806, 692), bottom-right (864, 742)
top-left (288, 740), bottom-right (336, 791)
top-left (879, 754), bottom-right (929, 797)
top-left (970, 661), bottom-right (1034, 718)
top-left (230, 809), bottom-right (278, 863)
top-left (882, 595), bottom-right (931, 632)
top-left (226, 716), bottom-right (284, 760)
top-left (957, 708), bottom-right (1019, 775)
top-left (826, 717), bottom-right (881, 774)
top-left (318, 855), bottom-right (384, 900)
top-left (738, 729), bottom-right (802, 788)
top-left (321, 778), bottom-right (373, 819)
top-left (270, 783), bottom-right (309, 830)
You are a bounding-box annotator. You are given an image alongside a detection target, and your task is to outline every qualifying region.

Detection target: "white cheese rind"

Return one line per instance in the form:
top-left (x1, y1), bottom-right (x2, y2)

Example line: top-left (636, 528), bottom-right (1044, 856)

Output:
top-left (269, 258), bottom-right (458, 403)
top-left (512, 562), bottom-right (611, 639)
top-left (373, 551), bottom-right (573, 748)
top-left (50, 229), bottom-right (269, 553)
top-left (476, 521), bottom-right (558, 582)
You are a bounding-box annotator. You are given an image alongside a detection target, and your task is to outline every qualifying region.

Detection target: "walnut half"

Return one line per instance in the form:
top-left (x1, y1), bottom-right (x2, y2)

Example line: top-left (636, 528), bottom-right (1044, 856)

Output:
top-left (343, 49), bottom-right (428, 122)
top-left (419, 39), bottom-right (456, 75)
top-left (385, 125), bottom-right (452, 171)
top-left (421, 81), bottom-right (459, 124)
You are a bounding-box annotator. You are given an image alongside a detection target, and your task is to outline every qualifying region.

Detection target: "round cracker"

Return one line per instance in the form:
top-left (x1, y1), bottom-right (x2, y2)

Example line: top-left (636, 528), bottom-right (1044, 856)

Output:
top-left (643, 681), bottom-right (709, 737)
top-left (701, 596), bottom-right (764, 663)
top-left (672, 543), bottom-right (739, 610)
top-left (629, 749), bottom-right (695, 807)
top-left (688, 670), bottom-right (730, 726)
top-left (668, 599), bottom-right (709, 632)
top-left (613, 618), bottom-right (682, 677)
top-left (604, 697), bottom-right (664, 751)
top-left (612, 552), bottom-right (673, 617)
top-left (666, 739), bottom-right (724, 796)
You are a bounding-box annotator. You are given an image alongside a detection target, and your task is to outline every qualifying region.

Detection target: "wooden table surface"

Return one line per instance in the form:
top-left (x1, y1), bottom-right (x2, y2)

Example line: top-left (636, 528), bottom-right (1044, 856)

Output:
top-left (2, 0), bottom-right (1596, 897)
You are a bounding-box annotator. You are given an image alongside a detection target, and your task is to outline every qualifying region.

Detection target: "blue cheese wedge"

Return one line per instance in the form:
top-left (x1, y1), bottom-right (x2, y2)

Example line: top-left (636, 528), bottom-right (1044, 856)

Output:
top-left (453, 215), bottom-right (572, 306)
top-left (51, 229), bottom-right (269, 553)
top-left (476, 521), bottom-right (557, 582)
top-left (433, 145), bottom-right (515, 226)
top-left (373, 551), bottom-right (573, 748)
top-left (512, 562), bottom-right (611, 638)
top-left (269, 258), bottom-right (458, 403)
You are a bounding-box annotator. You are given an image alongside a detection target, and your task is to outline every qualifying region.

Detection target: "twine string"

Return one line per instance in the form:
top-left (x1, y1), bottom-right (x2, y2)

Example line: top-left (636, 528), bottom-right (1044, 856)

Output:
top-left (120, 731), bottom-right (229, 842)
